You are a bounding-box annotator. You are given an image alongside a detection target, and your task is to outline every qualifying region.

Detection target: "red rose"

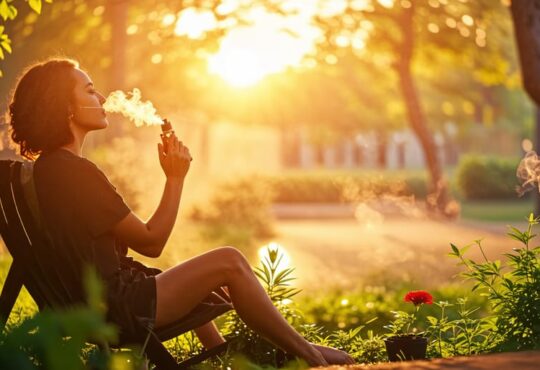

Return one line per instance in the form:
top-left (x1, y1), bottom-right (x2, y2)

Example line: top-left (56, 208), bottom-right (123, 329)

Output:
top-left (404, 290), bottom-right (433, 306)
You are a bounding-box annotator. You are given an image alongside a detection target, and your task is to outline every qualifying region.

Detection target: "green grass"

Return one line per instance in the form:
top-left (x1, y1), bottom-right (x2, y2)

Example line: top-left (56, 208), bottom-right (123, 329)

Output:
top-left (460, 199), bottom-right (534, 222)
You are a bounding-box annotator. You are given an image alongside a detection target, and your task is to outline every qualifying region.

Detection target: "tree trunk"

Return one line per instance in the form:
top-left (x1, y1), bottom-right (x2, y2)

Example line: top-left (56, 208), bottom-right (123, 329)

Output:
top-left (511, 0), bottom-right (540, 106)
top-left (511, 1), bottom-right (540, 213)
top-left (376, 130), bottom-right (388, 169)
top-left (395, 3), bottom-right (453, 216)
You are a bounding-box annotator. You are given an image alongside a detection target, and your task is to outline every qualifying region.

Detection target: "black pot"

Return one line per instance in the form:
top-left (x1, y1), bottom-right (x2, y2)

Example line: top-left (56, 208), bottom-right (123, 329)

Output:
top-left (384, 335), bottom-right (428, 361)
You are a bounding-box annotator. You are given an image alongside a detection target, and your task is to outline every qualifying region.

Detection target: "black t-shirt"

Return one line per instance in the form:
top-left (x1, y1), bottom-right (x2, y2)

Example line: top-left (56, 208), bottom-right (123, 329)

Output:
top-left (34, 148), bottom-right (131, 279)
top-left (34, 148), bottom-right (157, 337)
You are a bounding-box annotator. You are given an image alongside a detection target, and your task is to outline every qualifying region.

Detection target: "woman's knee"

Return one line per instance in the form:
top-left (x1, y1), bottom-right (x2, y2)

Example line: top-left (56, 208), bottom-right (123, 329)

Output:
top-left (214, 246), bottom-right (250, 276)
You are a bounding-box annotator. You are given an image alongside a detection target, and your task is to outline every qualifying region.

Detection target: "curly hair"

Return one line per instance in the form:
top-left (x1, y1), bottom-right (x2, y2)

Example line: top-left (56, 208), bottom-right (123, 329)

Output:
top-left (8, 58), bottom-right (79, 160)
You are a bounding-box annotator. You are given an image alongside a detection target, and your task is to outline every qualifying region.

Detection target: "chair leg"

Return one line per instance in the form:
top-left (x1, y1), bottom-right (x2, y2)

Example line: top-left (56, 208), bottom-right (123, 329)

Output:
top-left (0, 261), bottom-right (23, 331)
top-left (176, 341), bottom-right (230, 369)
top-left (144, 332), bottom-right (230, 370)
top-left (144, 332), bottom-right (181, 370)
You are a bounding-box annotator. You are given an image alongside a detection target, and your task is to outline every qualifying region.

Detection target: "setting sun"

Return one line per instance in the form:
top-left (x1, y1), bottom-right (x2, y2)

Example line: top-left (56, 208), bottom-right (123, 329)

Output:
top-left (206, 6), bottom-right (320, 88)
top-left (208, 49), bottom-right (265, 88)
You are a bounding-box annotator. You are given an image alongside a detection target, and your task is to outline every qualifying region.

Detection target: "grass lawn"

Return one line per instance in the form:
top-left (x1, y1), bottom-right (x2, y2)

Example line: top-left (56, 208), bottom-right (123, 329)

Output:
top-left (460, 199), bottom-right (535, 222)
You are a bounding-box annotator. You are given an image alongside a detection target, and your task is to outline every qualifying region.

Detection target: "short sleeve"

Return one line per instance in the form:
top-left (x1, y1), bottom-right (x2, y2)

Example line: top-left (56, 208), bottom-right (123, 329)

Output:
top-left (76, 160), bottom-right (131, 238)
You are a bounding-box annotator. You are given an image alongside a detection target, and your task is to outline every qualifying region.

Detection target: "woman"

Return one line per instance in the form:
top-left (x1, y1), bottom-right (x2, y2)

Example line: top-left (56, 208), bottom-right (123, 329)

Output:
top-left (8, 58), bottom-right (354, 367)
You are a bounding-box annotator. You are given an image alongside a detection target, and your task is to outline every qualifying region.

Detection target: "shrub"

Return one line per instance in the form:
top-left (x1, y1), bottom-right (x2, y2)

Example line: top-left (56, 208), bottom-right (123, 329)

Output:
top-left (455, 155), bottom-right (520, 200)
top-left (425, 299), bottom-right (501, 358)
top-left (189, 178), bottom-right (276, 258)
top-left (450, 214), bottom-right (540, 351)
top-left (266, 172), bottom-right (428, 203)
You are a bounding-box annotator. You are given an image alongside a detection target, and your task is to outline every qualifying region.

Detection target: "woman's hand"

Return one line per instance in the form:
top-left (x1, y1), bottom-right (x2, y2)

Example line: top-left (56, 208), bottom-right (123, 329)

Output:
top-left (157, 133), bottom-right (192, 182)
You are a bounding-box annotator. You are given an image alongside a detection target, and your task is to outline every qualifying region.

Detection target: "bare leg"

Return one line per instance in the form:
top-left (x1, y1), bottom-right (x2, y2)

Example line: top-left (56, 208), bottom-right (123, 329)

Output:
top-left (194, 321), bottom-right (225, 349)
top-left (154, 247), bottom-right (327, 366)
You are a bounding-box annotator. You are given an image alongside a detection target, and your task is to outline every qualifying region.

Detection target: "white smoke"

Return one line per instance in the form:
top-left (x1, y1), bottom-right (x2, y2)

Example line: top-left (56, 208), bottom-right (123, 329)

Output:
top-left (103, 88), bottom-right (162, 127)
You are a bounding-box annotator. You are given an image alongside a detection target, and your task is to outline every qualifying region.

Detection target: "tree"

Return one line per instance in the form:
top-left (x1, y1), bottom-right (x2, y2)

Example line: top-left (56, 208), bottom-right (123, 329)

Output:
top-left (511, 0), bottom-right (540, 106)
top-left (0, 0), bottom-right (53, 77)
top-left (311, 0), bottom-right (512, 216)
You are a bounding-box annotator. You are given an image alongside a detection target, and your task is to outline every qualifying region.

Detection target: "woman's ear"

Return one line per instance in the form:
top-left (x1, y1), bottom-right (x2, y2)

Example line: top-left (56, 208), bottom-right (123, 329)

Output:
top-left (67, 105), bottom-right (75, 121)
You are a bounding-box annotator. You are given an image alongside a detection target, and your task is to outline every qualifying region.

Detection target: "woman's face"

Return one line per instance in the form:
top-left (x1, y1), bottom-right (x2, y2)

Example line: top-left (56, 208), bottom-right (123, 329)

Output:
top-left (70, 68), bottom-right (108, 131)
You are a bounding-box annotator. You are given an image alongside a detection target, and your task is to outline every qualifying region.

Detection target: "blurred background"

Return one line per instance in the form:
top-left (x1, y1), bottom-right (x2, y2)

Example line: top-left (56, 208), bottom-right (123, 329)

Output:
top-left (0, 0), bottom-right (534, 295)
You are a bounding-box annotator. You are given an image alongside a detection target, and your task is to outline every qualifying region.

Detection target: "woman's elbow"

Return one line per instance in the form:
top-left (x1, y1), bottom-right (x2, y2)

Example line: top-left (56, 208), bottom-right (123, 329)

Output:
top-left (128, 239), bottom-right (164, 258)
top-left (142, 243), bottom-right (165, 258)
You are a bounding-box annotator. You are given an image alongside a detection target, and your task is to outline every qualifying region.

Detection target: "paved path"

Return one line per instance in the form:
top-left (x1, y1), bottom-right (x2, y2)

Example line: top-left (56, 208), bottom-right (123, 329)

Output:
top-left (270, 217), bottom-right (526, 291)
top-left (318, 350), bottom-right (540, 369)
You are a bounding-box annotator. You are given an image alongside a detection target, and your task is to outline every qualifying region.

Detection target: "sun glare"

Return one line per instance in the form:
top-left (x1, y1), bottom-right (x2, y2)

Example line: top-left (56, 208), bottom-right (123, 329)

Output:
top-left (257, 242), bottom-right (292, 273)
top-left (208, 49), bottom-right (265, 88)
top-left (206, 6), bottom-right (321, 88)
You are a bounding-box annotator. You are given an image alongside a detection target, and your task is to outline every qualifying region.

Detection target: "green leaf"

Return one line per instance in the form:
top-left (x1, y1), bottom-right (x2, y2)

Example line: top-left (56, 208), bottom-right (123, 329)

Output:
top-left (1, 40), bottom-right (11, 54)
top-left (450, 243), bottom-right (460, 256)
top-left (0, 1), bottom-right (9, 21)
top-left (7, 4), bottom-right (16, 19)
top-left (29, 0), bottom-right (42, 14)
top-left (253, 270), bottom-right (266, 282)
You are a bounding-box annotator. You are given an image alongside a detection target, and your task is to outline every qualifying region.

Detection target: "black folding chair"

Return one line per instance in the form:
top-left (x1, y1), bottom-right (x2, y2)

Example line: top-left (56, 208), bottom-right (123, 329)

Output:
top-left (0, 159), bottom-right (234, 369)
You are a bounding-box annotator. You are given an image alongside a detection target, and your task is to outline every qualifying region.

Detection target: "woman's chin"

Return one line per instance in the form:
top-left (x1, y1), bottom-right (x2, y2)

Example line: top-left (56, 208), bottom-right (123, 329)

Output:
top-left (97, 119), bottom-right (109, 130)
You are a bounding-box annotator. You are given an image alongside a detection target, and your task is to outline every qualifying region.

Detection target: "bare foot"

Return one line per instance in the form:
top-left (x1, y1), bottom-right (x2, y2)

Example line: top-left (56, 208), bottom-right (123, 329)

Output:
top-left (312, 344), bottom-right (355, 365)
top-left (300, 345), bottom-right (329, 367)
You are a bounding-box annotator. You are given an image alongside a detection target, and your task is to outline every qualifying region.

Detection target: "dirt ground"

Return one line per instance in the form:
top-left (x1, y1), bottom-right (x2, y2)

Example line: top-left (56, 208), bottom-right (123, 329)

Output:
top-left (269, 217), bottom-right (527, 292)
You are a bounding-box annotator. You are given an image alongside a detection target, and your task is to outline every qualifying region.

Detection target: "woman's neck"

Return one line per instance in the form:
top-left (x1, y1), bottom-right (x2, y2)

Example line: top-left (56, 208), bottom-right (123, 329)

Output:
top-left (59, 143), bottom-right (82, 157)
top-left (60, 130), bottom-right (86, 157)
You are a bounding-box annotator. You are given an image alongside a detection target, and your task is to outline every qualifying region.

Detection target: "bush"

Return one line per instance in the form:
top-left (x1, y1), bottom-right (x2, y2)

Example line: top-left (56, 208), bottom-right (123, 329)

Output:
top-left (455, 155), bottom-right (520, 200)
top-left (265, 172), bottom-right (429, 203)
top-left (189, 178), bottom-right (275, 257)
top-left (450, 214), bottom-right (540, 351)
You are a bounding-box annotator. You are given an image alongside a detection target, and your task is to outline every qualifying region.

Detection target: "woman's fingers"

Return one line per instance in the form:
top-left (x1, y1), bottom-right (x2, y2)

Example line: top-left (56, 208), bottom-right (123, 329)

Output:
top-left (183, 146), bottom-right (193, 161)
top-left (163, 133), bottom-right (191, 161)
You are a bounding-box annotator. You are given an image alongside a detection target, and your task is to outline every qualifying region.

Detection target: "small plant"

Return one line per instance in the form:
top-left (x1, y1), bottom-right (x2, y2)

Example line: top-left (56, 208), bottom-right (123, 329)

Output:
top-left (449, 213), bottom-right (540, 351)
top-left (220, 244), bottom-right (307, 368)
top-left (383, 290), bottom-right (433, 361)
top-left (425, 299), bottom-right (501, 358)
top-left (385, 290), bottom-right (433, 336)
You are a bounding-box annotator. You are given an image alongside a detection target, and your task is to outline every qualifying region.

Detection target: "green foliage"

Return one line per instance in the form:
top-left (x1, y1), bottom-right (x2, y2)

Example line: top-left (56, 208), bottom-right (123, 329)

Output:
top-left (425, 299), bottom-right (501, 358)
top-left (219, 246), bottom-right (307, 368)
top-left (384, 311), bottom-right (417, 336)
top-left (449, 214), bottom-right (540, 351)
top-left (214, 246), bottom-right (389, 367)
top-left (264, 172), bottom-right (428, 203)
top-left (253, 245), bottom-right (301, 302)
top-left (0, 0), bottom-right (52, 74)
top-left (455, 155), bottom-right (520, 200)
top-left (189, 178), bottom-right (275, 255)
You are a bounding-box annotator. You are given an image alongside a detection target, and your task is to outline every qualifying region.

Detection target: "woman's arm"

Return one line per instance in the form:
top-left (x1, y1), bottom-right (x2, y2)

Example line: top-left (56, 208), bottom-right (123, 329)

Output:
top-left (112, 134), bottom-right (191, 258)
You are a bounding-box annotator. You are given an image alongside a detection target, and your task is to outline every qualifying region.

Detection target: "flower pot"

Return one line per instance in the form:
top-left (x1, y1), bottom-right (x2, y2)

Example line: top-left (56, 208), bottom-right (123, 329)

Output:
top-left (384, 335), bottom-right (427, 361)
